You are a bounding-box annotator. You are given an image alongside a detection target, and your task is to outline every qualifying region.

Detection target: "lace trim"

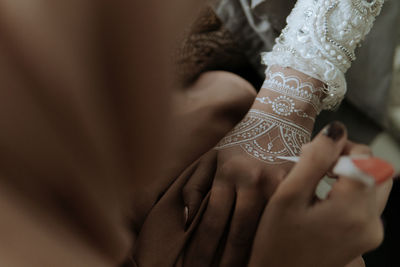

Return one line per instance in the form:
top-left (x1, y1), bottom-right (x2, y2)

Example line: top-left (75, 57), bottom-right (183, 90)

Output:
top-left (262, 0), bottom-right (384, 110)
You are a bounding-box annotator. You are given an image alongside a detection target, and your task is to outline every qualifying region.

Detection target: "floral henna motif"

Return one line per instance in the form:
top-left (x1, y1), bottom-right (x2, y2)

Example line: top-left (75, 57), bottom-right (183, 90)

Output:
top-left (215, 110), bottom-right (311, 164)
top-left (255, 95), bottom-right (316, 122)
top-left (262, 69), bottom-right (325, 113)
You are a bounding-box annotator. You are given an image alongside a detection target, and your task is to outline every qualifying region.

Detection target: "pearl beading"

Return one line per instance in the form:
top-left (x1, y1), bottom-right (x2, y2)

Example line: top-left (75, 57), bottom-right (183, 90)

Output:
top-left (262, 0), bottom-right (384, 110)
top-left (324, 2), bottom-right (355, 63)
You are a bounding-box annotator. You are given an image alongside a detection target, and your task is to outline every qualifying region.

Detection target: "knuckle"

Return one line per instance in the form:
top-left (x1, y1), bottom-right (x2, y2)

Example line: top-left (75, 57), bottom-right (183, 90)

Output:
top-left (218, 158), bottom-right (262, 186)
top-left (218, 159), bottom-right (240, 178)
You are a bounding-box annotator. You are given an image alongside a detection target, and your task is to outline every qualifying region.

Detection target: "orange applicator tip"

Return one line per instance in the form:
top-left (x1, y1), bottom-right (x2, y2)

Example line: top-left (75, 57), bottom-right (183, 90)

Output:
top-left (278, 155), bottom-right (395, 186)
top-left (352, 157), bottom-right (395, 184)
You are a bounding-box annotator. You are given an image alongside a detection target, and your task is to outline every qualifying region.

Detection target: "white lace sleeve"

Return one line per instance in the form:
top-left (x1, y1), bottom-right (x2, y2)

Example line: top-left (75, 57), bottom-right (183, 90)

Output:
top-left (262, 0), bottom-right (384, 110)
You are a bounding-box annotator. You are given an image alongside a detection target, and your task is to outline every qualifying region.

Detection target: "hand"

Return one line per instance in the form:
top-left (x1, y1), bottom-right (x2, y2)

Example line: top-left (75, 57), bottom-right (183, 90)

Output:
top-left (248, 124), bottom-right (393, 267)
top-left (182, 66), bottom-right (323, 267)
top-left (182, 137), bottom-right (294, 267)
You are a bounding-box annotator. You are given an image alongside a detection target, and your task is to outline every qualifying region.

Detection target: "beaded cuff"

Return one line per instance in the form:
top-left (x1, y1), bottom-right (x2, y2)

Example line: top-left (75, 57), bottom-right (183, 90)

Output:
top-left (262, 0), bottom-right (384, 110)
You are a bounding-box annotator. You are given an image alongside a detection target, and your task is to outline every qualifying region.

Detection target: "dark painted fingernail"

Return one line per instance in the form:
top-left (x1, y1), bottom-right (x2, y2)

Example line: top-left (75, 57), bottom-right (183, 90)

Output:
top-left (184, 206), bottom-right (189, 227)
top-left (323, 121), bottom-right (345, 142)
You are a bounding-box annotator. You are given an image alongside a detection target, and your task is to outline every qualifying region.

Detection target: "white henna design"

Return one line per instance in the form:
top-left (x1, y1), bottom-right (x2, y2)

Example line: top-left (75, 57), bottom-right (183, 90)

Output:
top-left (262, 70), bottom-right (324, 113)
top-left (256, 96), bottom-right (316, 122)
top-left (215, 110), bottom-right (311, 164)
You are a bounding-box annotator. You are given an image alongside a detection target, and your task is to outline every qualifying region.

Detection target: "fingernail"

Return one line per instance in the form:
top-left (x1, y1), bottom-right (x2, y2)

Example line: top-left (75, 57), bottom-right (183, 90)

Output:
top-left (184, 206), bottom-right (189, 227)
top-left (323, 121), bottom-right (345, 142)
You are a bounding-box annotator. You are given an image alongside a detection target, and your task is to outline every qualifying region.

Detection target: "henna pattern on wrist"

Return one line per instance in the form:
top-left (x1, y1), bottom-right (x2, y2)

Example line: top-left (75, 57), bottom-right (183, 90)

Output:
top-left (255, 96), bottom-right (316, 122)
top-left (262, 69), bottom-right (325, 114)
top-left (215, 110), bottom-right (311, 164)
top-left (215, 69), bottom-right (323, 164)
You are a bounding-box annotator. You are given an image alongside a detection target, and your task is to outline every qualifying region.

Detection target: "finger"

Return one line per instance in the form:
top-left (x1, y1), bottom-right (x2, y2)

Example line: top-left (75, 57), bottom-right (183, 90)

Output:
top-left (276, 121), bottom-right (347, 204)
top-left (343, 141), bottom-right (372, 156)
top-left (331, 159), bottom-right (394, 199)
top-left (183, 151), bottom-right (217, 228)
top-left (184, 179), bottom-right (235, 267)
top-left (219, 189), bottom-right (266, 267)
top-left (327, 177), bottom-right (386, 256)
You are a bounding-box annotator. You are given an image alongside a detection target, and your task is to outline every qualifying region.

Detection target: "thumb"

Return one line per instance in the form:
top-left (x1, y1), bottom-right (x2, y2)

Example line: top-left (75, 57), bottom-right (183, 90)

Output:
top-left (276, 121), bottom-right (348, 204)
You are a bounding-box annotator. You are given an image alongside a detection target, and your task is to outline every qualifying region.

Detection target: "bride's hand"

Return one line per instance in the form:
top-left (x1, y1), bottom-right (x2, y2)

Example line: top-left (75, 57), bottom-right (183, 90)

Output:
top-left (182, 134), bottom-right (294, 267)
top-left (182, 66), bottom-right (324, 267)
top-left (248, 125), bottom-right (393, 267)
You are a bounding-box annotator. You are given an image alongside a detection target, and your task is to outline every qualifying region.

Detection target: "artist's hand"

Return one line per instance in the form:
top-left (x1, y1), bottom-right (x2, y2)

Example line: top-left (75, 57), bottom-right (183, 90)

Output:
top-left (248, 125), bottom-right (393, 267)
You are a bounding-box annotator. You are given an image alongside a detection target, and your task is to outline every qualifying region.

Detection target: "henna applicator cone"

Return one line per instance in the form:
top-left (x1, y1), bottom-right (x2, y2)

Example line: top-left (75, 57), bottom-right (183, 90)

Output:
top-left (333, 156), bottom-right (395, 186)
top-left (277, 156), bottom-right (395, 186)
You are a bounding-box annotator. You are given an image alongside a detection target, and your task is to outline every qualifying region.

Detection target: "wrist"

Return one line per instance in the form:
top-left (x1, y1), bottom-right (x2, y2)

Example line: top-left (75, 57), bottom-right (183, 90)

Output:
top-left (216, 66), bottom-right (325, 164)
top-left (251, 65), bottom-right (325, 132)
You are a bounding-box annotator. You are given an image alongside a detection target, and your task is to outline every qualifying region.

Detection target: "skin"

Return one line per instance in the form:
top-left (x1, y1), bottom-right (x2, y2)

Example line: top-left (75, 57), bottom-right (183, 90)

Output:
top-left (182, 66), bottom-right (323, 267)
top-left (132, 71), bottom-right (257, 230)
top-left (0, 0), bottom-right (390, 266)
top-left (248, 127), bottom-right (393, 267)
top-left (182, 67), bottom-right (393, 267)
